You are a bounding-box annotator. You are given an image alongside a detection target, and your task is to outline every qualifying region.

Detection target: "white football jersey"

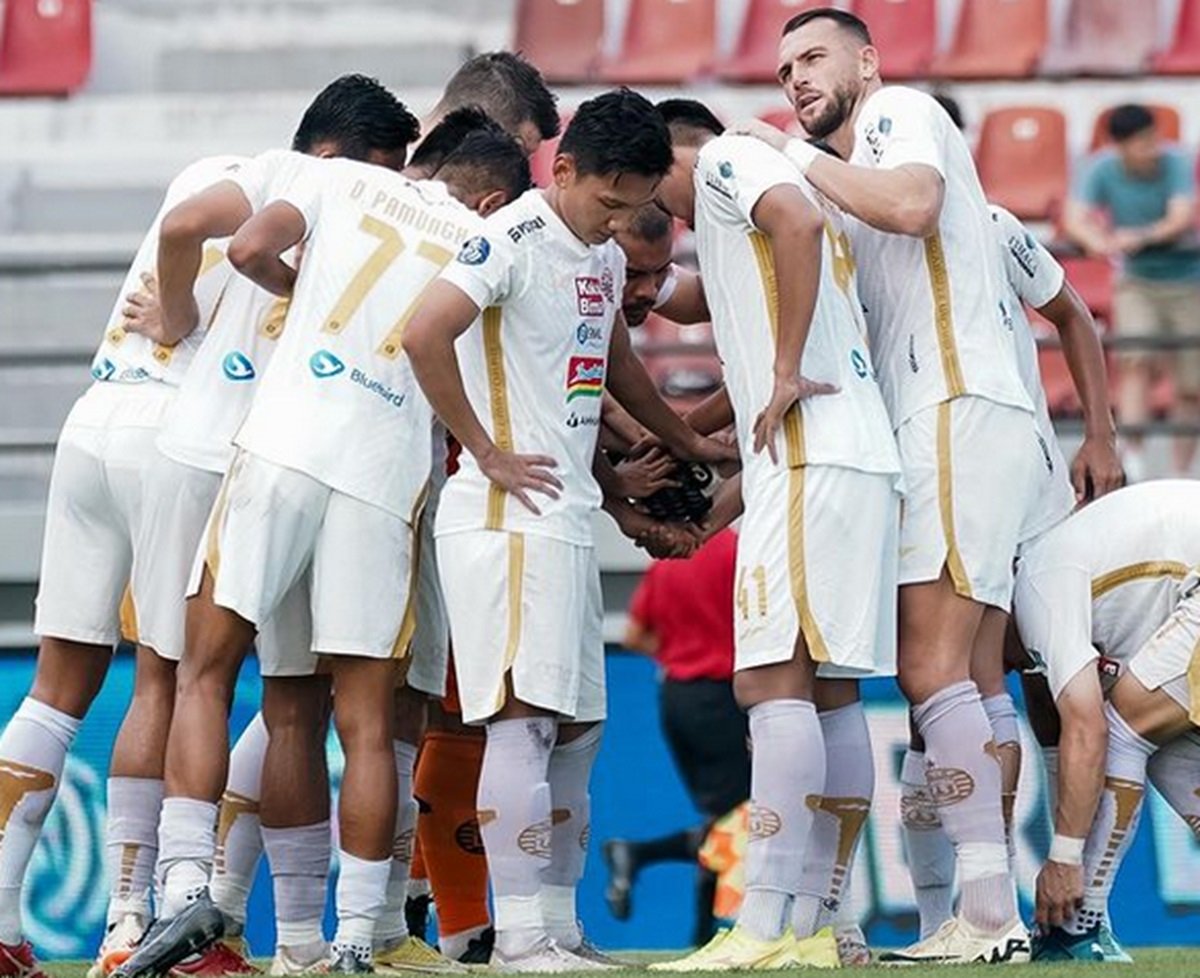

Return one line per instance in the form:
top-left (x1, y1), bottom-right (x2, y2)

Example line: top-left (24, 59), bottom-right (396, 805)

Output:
top-left (990, 204), bottom-right (1075, 539)
top-left (234, 157), bottom-right (482, 522)
top-left (692, 135), bottom-right (900, 489)
top-left (88, 155), bottom-right (245, 388)
top-left (839, 86), bottom-right (1032, 426)
top-left (157, 150), bottom-right (311, 473)
top-left (1013, 480), bottom-right (1200, 700)
top-left (434, 188), bottom-right (626, 547)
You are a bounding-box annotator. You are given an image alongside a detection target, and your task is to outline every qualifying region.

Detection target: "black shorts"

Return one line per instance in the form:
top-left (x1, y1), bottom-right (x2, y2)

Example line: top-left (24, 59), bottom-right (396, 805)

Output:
top-left (660, 677), bottom-right (750, 818)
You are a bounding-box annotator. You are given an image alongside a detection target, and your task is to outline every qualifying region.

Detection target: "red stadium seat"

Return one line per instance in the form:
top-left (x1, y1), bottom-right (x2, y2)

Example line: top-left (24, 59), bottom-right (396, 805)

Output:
top-left (599, 0), bottom-right (716, 84)
top-left (931, 0), bottom-right (1047, 79)
top-left (1029, 310), bottom-right (1080, 415)
top-left (513, 0), bottom-right (604, 83)
top-left (758, 106), bottom-right (805, 136)
top-left (850, 0), bottom-right (937, 81)
top-left (1060, 255), bottom-right (1114, 324)
top-left (528, 111), bottom-right (572, 187)
top-left (1090, 104), bottom-right (1181, 152)
top-left (1042, 0), bottom-right (1160, 76)
top-left (0, 0), bottom-right (91, 95)
top-left (717, 0), bottom-right (826, 83)
top-left (1155, 0), bottom-right (1200, 73)
top-left (976, 107), bottom-right (1068, 220)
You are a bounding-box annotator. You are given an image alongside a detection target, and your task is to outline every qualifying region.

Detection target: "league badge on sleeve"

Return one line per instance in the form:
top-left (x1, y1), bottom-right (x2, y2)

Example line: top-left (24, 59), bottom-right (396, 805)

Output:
top-left (457, 236), bottom-right (491, 265)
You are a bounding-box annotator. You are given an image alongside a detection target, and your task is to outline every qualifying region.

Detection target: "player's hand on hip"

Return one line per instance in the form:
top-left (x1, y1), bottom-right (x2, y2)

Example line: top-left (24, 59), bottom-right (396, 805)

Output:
top-left (1070, 435), bottom-right (1124, 503)
top-left (122, 272), bottom-right (169, 344)
top-left (1034, 861), bottom-right (1084, 929)
top-left (479, 448), bottom-right (562, 516)
top-left (729, 118), bottom-right (792, 153)
top-left (753, 375), bottom-right (837, 464)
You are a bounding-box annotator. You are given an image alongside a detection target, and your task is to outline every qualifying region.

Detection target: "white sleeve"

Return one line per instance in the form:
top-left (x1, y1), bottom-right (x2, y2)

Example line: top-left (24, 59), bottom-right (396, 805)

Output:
top-left (697, 136), bottom-right (806, 231)
top-left (273, 166), bottom-right (323, 238)
top-left (1013, 565), bottom-right (1098, 702)
top-left (990, 206), bottom-right (1065, 310)
top-left (438, 223), bottom-right (519, 310)
top-left (654, 265), bottom-right (680, 309)
top-left (858, 88), bottom-right (946, 177)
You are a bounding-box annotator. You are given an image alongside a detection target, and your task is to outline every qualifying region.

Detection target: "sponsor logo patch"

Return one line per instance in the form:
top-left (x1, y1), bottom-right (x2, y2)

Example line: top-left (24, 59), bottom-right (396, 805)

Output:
top-left (850, 348), bottom-right (869, 379)
top-left (900, 791), bottom-right (940, 830)
top-left (925, 766), bottom-right (975, 807)
top-left (506, 216), bottom-right (545, 244)
top-left (222, 351), bottom-right (255, 381)
top-left (748, 804), bottom-right (782, 840)
top-left (309, 350), bottom-right (345, 378)
top-left (565, 356), bottom-right (605, 402)
top-left (575, 276), bottom-right (606, 317)
top-left (91, 358), bottom-right (116, 381)
top-left (575, 321), bottom-right (605, 349)
top-left (455, 818), bottom-right (486, 855)
top-left (457, 236), bottom-right (491, 265)
top-left (517, 818), bottom-right (553, 859)
top-left (1098, 656), bottom-right (1121, 679)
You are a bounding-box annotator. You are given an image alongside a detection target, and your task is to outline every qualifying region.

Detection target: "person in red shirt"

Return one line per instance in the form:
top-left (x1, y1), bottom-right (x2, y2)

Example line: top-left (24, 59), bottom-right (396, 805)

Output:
top-left (603, 528), bottom-right (749, 946)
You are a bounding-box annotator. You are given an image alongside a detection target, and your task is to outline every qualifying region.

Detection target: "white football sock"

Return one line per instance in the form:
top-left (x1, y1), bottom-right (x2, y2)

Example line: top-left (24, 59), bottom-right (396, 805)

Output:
top-left (542, 723), bottom-right (602, 948)
top-left (158, 797), bottom-right (218, 919)
top-left (898, 749), bottom-right (955, 939)
top-left (739, 699), bottom-right (824, 942)
top-left (440, 924), bottom-right (488, 962)
top-left (479, 716), bottom-right (556, 958)
top-left (105, 777), bottom-right (164, 925)
top-left (0, 697), bottom-right (80, 944)
top-left (1067, 704), bottom-right (1154, 936)
top-left (263, 821), bottom-right (331, 951)
top-left (981, 693), bottom-right (1021, 869)
top-left (1147, 736), bottom-right (1200, 836)
top-left (375, 740), bottom-right (418, 949)
top-left (211, 713), bottom-right (268, 932)
top-left (333, 850), bottom-right (390, 957)
top-left (793, 702), bottom-right (873, 938)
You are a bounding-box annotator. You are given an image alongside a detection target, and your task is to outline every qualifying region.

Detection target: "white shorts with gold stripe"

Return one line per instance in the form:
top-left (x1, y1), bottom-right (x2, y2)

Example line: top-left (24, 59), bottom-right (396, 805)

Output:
top-left (1128, 570), bottom-right (1200, 722)
top-left (896, 396), bottom-right (1041, 610)
top-left (734, 463), bottom-right (900, 678)
top-left (132, 451), bottom-right (222, 661)
top-left (35, 383), bottom-right (174, 647)
top-left (189, 450), bottom-right (415, 675)
top-left (437, 529), bottom-right (606, 725)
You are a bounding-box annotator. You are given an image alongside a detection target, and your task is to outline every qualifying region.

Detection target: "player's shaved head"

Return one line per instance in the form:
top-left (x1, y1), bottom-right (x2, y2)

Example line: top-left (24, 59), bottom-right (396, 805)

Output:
top-left (434, 51), bottom-right (559, 154)
top-left (434, 128), bottom-right (532, 212)
top-left (781, 7), bottom-right (872, 45)
top-left (656, 99), bottom-right (725, 148)
top-left (291, 74), bottom-right (420, 166)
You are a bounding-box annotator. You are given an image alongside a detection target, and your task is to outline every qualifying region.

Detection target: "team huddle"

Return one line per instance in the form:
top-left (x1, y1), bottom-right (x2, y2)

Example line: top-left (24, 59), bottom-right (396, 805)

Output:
top-left (1, 4), bottom-right (1199, 976)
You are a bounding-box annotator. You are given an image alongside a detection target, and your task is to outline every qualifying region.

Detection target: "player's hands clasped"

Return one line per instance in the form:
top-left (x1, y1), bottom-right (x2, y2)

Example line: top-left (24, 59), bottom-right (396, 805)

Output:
top-left (1070, 434), bottom-right (1124, 503)
top-left (1035, 860), bottom-right (1085, 930)
top-left (615, 447), bottom-right (680, 499)
top-left (753, 374), bottom-right (838, 464)
top-left (479, 447), bottom-right (563, 516)
top-left (729, 118), bottom-right (792, 152)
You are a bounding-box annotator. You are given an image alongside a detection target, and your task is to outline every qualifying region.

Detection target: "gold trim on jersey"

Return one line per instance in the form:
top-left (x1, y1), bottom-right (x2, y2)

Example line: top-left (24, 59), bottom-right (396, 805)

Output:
top-left (199, 243), bottom-right (225, 279)
top-left (483, 306), bottom-right (513, 530)
top-left (749, 230), bottom-right (805, 467)
top-left (119, 585), bottom-right (139, 645)
top-left (787, 466), bottom-right (830, 662)
top-left (322, 216), bottom-right (404, 335)
top-left (258, 296), bottom-right (290, 341)
top-left (492, 533), bottom-right (526, 714)
top-left (924, 233), bottom-right (966, 399)
top-left (377, 241), bottom-right (455, 360)
top-left (392, 482), bottom-right (431, 662)
top-left (937, 402), bottom-right (973, 599)
top-left (1188, 639), bottom-right (1200, 727)
top-left (1091, 561), bottom-right (1190, 600)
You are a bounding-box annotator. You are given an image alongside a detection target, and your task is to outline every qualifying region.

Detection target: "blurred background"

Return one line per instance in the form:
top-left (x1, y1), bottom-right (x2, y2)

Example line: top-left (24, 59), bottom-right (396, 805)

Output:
top-left (1, 0), bottom-right (1200, 959)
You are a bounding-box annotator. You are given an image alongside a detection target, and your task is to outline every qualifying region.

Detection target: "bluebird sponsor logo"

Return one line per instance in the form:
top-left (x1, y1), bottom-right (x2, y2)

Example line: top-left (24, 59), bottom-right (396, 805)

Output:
top-left (350, 368), bottom-right (406, 408)
top-left (222, 351), bottom-right (256, 381)
top-left (91, 358), bottom-right (116, 381)
top-left (457, 236), bottom-right (491, 265)
top-left (850, 349), bottom-right (869, 379)
top-left (310, 350), bottom-right (346, 378)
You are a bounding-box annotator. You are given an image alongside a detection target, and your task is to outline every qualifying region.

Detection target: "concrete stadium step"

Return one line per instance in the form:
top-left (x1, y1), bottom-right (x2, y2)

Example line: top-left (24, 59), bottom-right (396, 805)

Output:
top-left (0, 271), bottom-right (123, 356)
top-left (0, 363), bottom-right (90, 439)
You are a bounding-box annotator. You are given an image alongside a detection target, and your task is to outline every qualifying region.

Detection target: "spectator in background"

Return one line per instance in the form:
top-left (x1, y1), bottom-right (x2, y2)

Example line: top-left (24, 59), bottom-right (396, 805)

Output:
top-left (603, 528), bottom-right (748, 947)
top-left (1063, 104), bottom-right (1200, 480)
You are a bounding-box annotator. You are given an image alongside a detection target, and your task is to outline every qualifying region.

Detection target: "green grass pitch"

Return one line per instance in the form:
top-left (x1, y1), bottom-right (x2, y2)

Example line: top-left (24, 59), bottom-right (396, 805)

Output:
top-left (40, 948), bottom-right (1200, 977)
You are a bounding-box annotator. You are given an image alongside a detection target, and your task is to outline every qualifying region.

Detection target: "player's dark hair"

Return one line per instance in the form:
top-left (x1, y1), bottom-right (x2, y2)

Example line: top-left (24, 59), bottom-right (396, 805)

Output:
top-left (435, 128), bottom-right (532, 203)
top-left (409, 106), bottom-right (503, 172)
top-left (1108, 104), bottom-right (1156, 143)
top-left (291, 74), bottom-right (420, 160)
top-left (436, 51), bottom-right (560, 141)
top-left (656, 98), bottom-right (725, 147)
top-left (781, 7), bottom-right (872, 45)
top-left (932, 93), bottom-right (965, 131)
top-left (626, 203), bottom-right (673, 243)
top-left (558, 89), bottom-right (674, 180)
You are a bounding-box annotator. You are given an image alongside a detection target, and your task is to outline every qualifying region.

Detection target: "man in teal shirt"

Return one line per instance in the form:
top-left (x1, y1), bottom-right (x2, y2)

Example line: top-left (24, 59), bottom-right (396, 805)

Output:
top-left (1064, 103), bottom-right (1200, 480)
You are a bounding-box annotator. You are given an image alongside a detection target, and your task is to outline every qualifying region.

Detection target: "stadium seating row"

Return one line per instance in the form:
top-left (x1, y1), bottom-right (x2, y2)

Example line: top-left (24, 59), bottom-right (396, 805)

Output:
top-left (515, 0), bottom-right (1200, 85)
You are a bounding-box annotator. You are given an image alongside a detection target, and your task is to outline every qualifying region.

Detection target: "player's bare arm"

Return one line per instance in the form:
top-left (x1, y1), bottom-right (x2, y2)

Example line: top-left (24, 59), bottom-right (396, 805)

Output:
top-left (699, 470), bottom-right (744, 541)
top-left (600, 392), bottom-right (649, 453)
top-left (1036, 282), bottom-right (1122, 501)
top-left (682, 385), bottom-right (735, 437)
top-left (404, 279), bottom-right (563, 515)
top-left (656, 265), bottom-right (710, 324)
top-left (733, 120), bottom-right (944, 238)
top-left (605, 312), bottom-right (738, 467)
top-left (1036, 666), bottom-right (1108, 928)
top-left (749, 184), bottom-right (837, 463)
top-left (595, 448), bottom-right (698, 559)
top-left (156, 181), bottom-right (254, 341)
top-left (226, 200), bottom-right (306, 297)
